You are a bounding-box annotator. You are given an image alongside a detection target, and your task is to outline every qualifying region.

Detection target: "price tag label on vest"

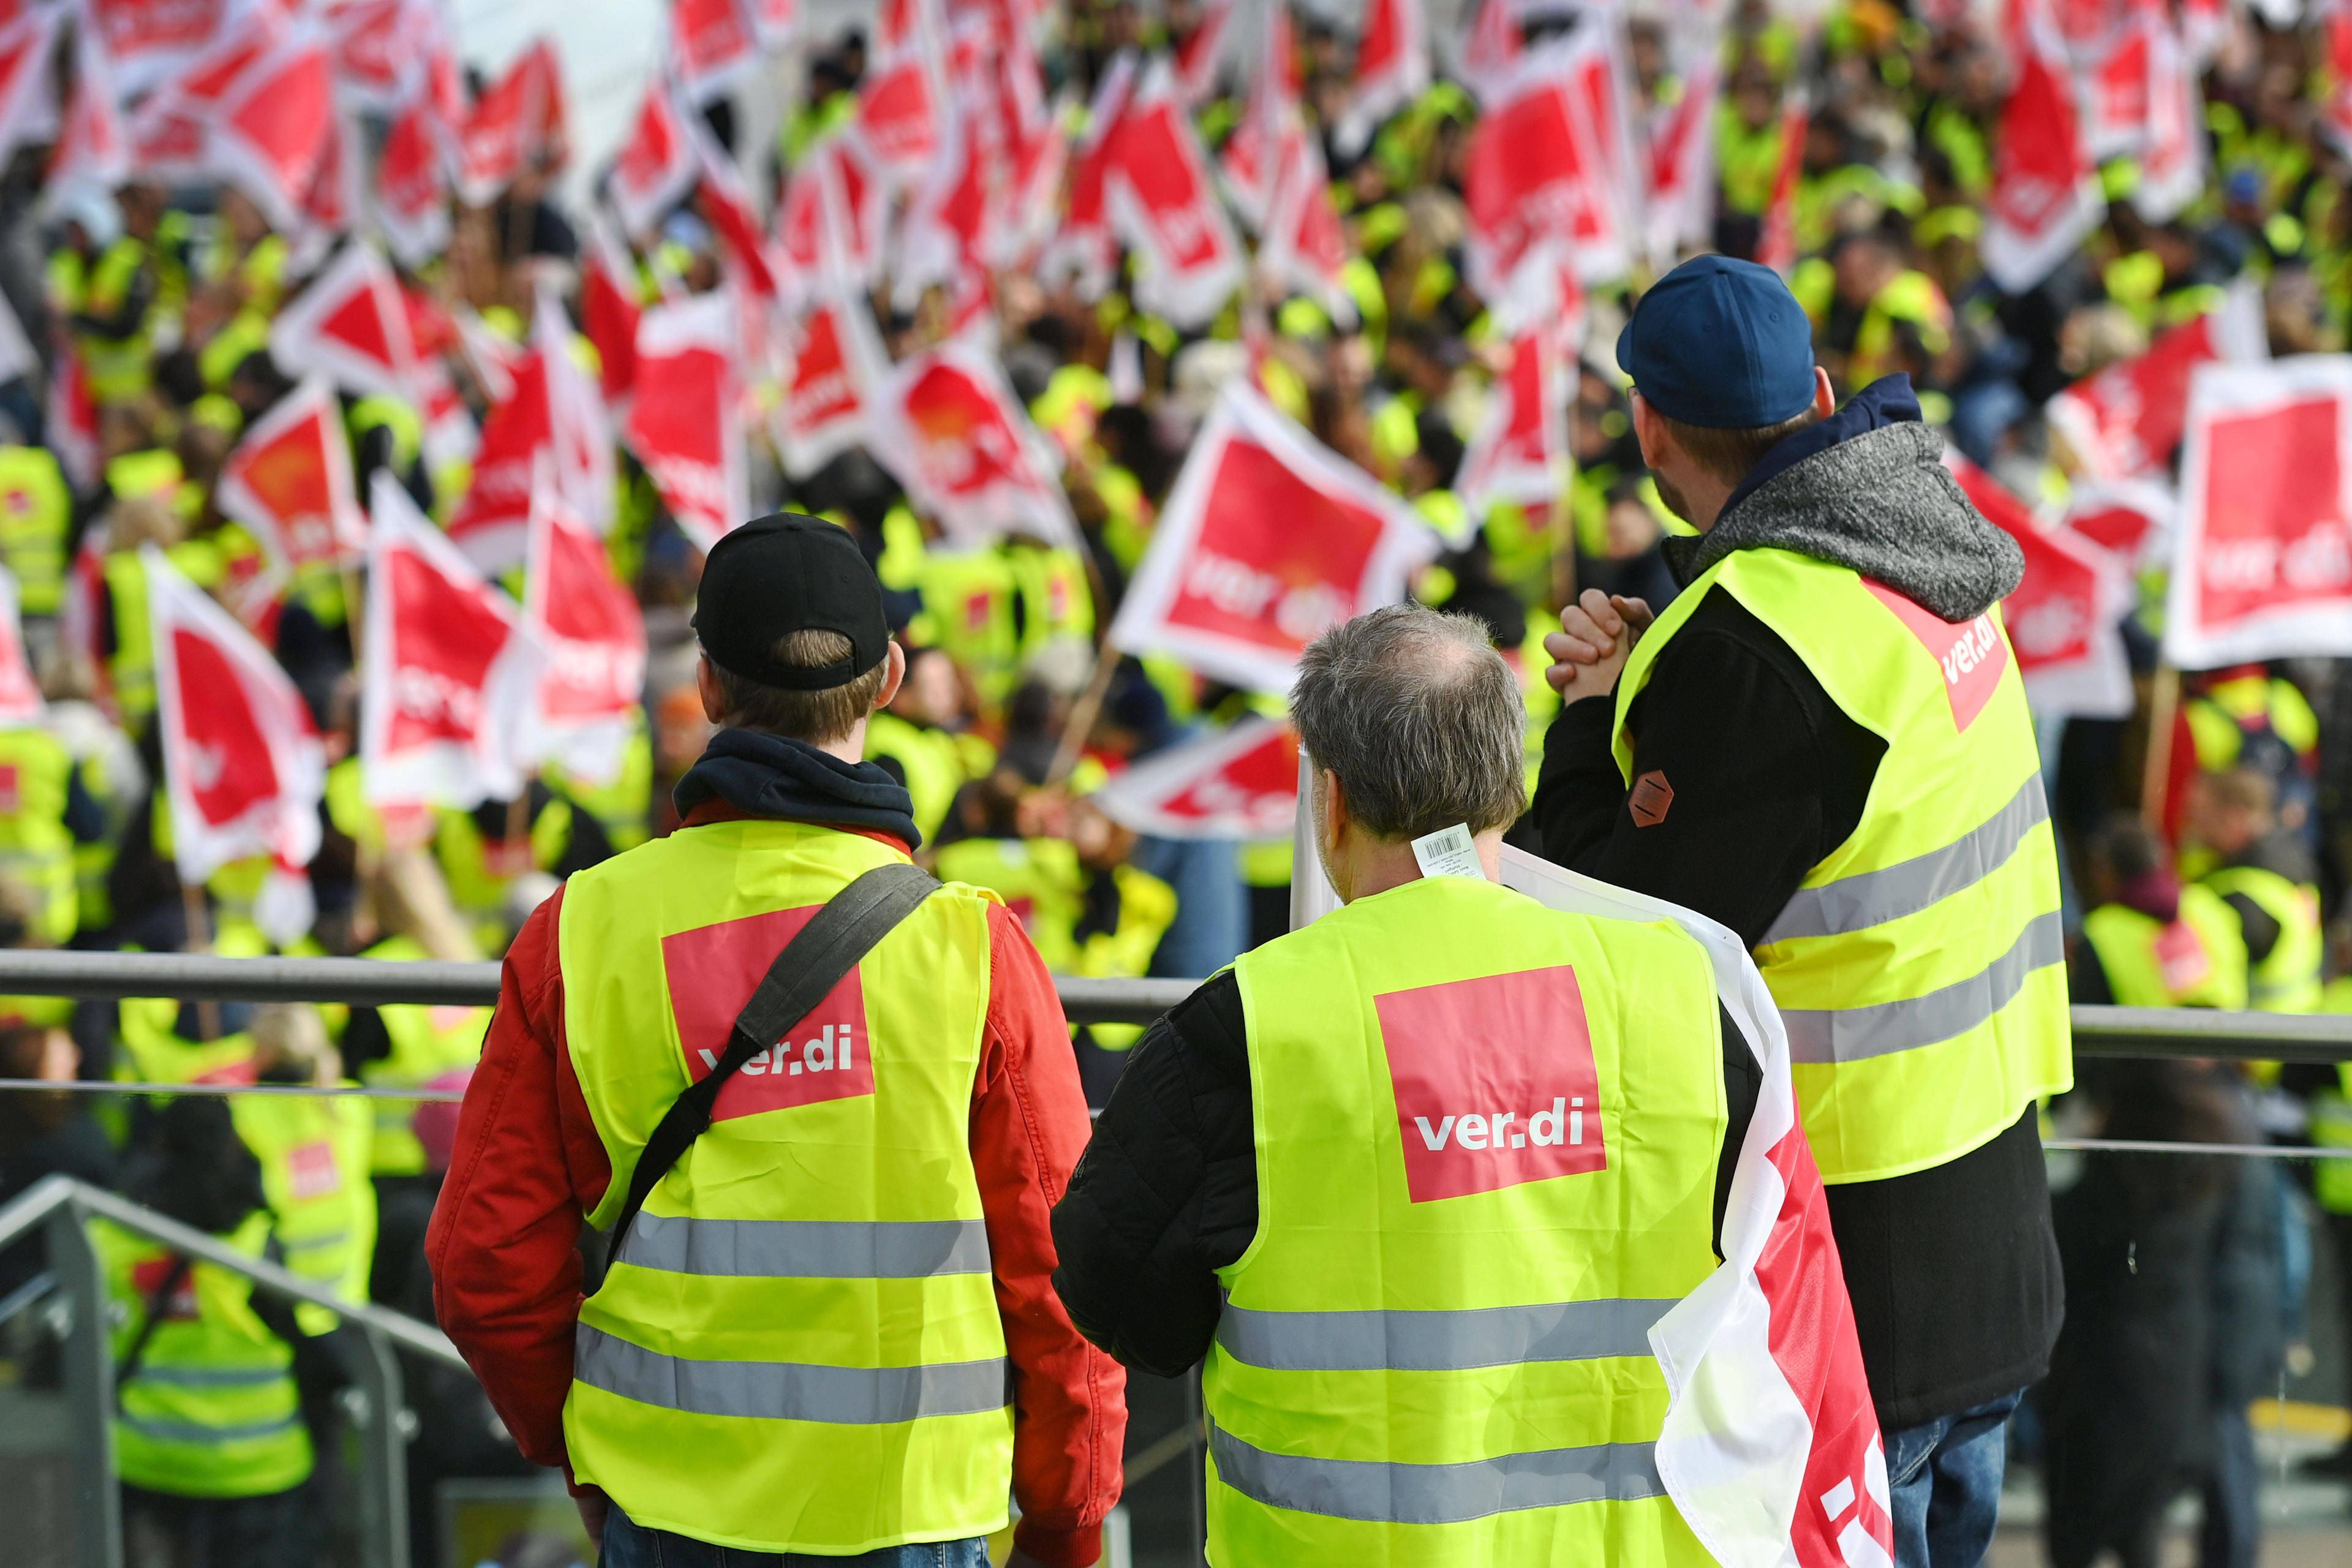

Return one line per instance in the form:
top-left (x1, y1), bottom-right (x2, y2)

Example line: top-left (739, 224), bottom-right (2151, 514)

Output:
top-left (1411, 823), bottom-right (1483, 880)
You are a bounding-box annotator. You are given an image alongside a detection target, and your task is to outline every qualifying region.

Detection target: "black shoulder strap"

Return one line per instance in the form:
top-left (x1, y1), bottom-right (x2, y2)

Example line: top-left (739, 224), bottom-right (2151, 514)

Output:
top-left (115, 1252), bottom-right (193, 1408)
top-left (606, 861), bottom-right (941, 1257)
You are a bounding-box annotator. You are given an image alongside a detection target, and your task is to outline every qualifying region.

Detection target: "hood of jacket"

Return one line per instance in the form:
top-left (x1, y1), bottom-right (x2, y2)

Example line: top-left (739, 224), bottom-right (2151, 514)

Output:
top-left (673, 728), bottom-right (922, 849)
top-left (1662, 375), bottom-right (2024, 623)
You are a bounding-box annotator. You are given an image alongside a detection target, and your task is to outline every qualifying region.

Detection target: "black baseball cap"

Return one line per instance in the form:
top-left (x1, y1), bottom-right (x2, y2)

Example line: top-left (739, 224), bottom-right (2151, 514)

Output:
top-left (1615, 254), bottom-right (1817, 429)
top-left (692, 513), bottom-right (889, 690)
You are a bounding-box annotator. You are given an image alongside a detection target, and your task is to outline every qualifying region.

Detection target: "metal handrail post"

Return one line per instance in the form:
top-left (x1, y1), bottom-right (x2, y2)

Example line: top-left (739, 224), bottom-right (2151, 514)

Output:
top-left (48, 1197), bottom-right (122, 1568)
top-left (352, 1327), bottom-right (413, 1568)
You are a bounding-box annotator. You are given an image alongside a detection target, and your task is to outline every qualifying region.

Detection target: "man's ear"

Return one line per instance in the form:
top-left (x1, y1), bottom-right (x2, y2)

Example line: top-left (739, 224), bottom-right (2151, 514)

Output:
top-left (1629, 392), bottom-right (1667, 470)
top-left (1811, 364), bottom-right (1836, 419)
top-left (696, 655), bottom-right (725, 725)
top-left (1317, 767), bottom-right (1346, 855)
top-left (874, 639), bottom-right (907, 712)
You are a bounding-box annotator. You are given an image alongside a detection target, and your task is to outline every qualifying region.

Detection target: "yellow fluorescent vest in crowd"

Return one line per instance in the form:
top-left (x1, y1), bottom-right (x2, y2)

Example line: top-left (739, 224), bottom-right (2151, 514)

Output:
top-left (2081, 886), bottom-right (2249, 1011)
top-left (0, 446), bottom-right (70, 615)
top-left (863, 711), bottom-right (968, 849)
top-left (560, 818), bottom-right (1013, 1554)
top-left (2314, 983), bottom-right (2352, 1213)
top-left (0, 725), bottom-right (80, 944)
top-left (932, 835), bottom-right (1085, 968)
top-left (96, 1212), bottom-right (312, 1499)
top-left (354, 935), bottom-right (490, 1176)
top-left (1214, 875), bottom-right (1724, 1566)
top-left (230, 1092), bottom-right (376, 1335)
top-left (1615, 549), bottom-right (2071, 1183)
top-left (2204, 865), bottom-right (2322, 1013)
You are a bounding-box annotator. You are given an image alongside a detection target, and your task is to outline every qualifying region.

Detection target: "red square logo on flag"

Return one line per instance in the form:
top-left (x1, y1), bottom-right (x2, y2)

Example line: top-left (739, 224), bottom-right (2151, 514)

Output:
top-left (2198, 393), bottom-right (2352, 626)
top-left (662, 905), bottom-right (875, 1123)
top-left (1376, 965), bottom-right (1607, 1204)
top-left (1865, 582), bottom-right (2008, 731)
top-left (1166, 442), bottom-right (1384, 657)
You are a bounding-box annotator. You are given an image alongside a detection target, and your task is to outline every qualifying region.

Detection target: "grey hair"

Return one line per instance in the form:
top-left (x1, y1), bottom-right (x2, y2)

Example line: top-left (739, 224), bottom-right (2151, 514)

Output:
top-left (1291, 604), bottom-right (1526, 841)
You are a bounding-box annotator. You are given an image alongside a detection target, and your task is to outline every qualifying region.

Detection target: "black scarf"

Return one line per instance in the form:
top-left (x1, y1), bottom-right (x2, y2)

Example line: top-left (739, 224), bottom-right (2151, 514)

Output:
top-left (673, 728), bottom-right (923, 849)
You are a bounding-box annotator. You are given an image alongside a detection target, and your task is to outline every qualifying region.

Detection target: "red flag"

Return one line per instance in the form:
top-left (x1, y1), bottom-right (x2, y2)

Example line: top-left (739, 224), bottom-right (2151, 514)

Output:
top-left (50, 23), bottom-right (131, 196)
top-left (894, 99), bottom-right (996, 311)
top-left (859, 0), bottom-right (943, 174)
top-left (88, 0), bottom-right (227, 97)
top-left (447, 295), bottom-right (614, 572)
top-left (1219, 4), bottom-right (1295, 228)
top-left (1460, 327), bottom-right (1572, 527)
top-left (1335, 0), bottom-right (1428, 157)
top-left (1460, 0), bottom-right (1523, 102)
top-left (2131, 0), bottom-right (2201, 222)
top-left (523, 467), bottom-right (645, 783)
top-left (696, 127), bottom-right (783, 300)
top-left (374, 76), bottom-right (451, 267)
top-left (149, 545), bottom-right (326, 882)
top-left (1093, 717), bottom-right (1299, 840)
top-left (1644, 32), bottom-right (1720, 270)
top-left (2165, 356), bottom-right (2352, 668)
top-left (1754, 92), bottom-right (1809, 276)
top-left (1465, 36), bottom-right (1629, 301)
top-left (1105, 57), bottom-right (1245, 329)
top-left (268, 243), bottom-right (420, 401)
top-left (459, 37), bottom-right (567, 204)
top-left (1948, 453), bottom-right (2133, 717)
top-left (1109, 382), bottom-right (1439, 693)
top-left (212, 26), bottom-right (336, 233)
top-left (778, 293), bottom-right (881, 478)
top-left (46, 337), bottom-right (99, 490)
top-left (122, 6), bottom-right (284, 183)
top-left (2060, 478), bottom-right (2173, 568)
top-left (611, 74), bottom-right (698, 239)
top-left (2045, 284), bottom-right (2266, 481)
top-left (0, 9), bottom-right (58, 169)
top-left (1173, 0), bottom-right (1234, 107)
top-left (0, 564), bottom-right (43, 726)
top-left (1042, 51), bottom-right (1134, 296)
top-left (362, 475), bottom-right (538, 809)
top-left (672, 0), bottom-right (758, 103)
top-left (328, 0), bottom-right (432, 111)
top-left (775, 129), bottom-right (883, 299)
top-left (624, 293), bottom-right (745, 554)
top-left (1258, 117), bottom-right (1354, 323)
top-left (2326, 9), bottom-right (2352, 158)
top-left (748, 0), bottom-right (796, 50)
top-left (581, 213), bottom-right (642, 403)
top-left (216, 377), bottom-right (368, 577)
top-left (865, 342), bottom-right (1074, 550)
top-left (1983, 0), bottom-right (2103, 293)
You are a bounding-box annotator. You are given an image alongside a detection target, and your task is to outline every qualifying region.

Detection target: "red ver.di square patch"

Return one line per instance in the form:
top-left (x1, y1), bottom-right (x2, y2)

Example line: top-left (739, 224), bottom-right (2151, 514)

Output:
top-left (1376, 965), bottom-right (1606, 1203)
top-left (1864, 581), bottom-right (2008, 731)
top-left (662, 906), bottom-right (876, 1122)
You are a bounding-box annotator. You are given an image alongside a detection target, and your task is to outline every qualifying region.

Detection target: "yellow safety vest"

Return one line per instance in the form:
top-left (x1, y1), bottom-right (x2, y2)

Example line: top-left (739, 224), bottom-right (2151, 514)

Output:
top-left (932, 836), bottom-right (1085, 968)
top-left (53, 239), bottom-right (154, 404)
top-left (434, 802), bottom-right (572, 956)
top-left (2313, 982), bottom-right (2352, 1213)
top-left (0, 447), bottom-right (70, 615)
top-left (1067, 862), bottom-right (1178, 1050)
top-left (913, 548), bottom-right (1021, 703)
top-left (1615, 548), bottom-right (2071, 1182)
top-left (1213, 874), bottom-right (1724, 1566)
top-left (1007, 543), bottom-right (1096, 660)
top-left (2204, 865), bottom-right (2322, 1014)
top-left (230, 1091), bottom-right (375, 1333)
top-left (2081, 886), bottom-right (2248, 1011)
top-left (96, 1212), bottom-right (312, 1499)
top-left (546, 717), bottom-right (657, 854)
top-left (560, 818), bottom-right (1012, 1553)
top-left (0, 726), bottom-right (77, 944)
top-left (352, 935), bottom-right (489, 1175)
top-left (864, 711), bottom-right (968, 848)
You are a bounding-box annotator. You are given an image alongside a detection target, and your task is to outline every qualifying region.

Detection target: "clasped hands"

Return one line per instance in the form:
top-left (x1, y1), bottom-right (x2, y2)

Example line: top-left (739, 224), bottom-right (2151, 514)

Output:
top-left (1542, 590), bottom-right (1654, 703)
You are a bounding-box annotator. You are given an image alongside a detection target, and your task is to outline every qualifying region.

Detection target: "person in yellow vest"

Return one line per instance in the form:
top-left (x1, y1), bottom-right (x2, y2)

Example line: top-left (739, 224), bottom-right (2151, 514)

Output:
top-left (2305, 966), bottom-right (2352, 1479)
top-left (865, 644), bottom-right (979, 848)
top-left (0, 445), bottom-right (70, 622)
top-left (2075, 816), bottom-right (2249, 1011)
top-left (0, 720), bottom-right (110, 945)
top-left (1056, 604), bottom-right (1873, 1564)
top-left (1531, 256), bottom-right (2068, 1567)
top-left (99, 1095), bottom-right (340, 1566)
top-left (48, 190), bottom-right (157, 410)
top-left (2187, 767), bottom-right (2323, 1014)
top-left (428, 514), bottom-right (1126, 1565)
top-left (233, 1005), bottom-right (376, 1334)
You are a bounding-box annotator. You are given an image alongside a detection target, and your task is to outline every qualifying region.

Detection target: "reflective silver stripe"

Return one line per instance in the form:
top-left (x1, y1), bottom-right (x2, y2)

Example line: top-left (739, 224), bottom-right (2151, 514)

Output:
top-left (1209, 1422), bottom-right (1664, 1526)
top-left (614, 1215), bottom-right (992, 1280)
top-left (574, 1324), bottom-right (1008, 1425)
top-left (1217, 1297), bottom-right (1673, 1372)
top-left (1763, 778), bottom-right (2049, 945)
top-left (126, 1363), bottom-right (288, 1388)
top-left (120, 1413), bottom-right (300, 1444)
top-left (1782, 910), bottom-right (2064, 1065)
top-left (279, 1229), bottom-right (351, 1256)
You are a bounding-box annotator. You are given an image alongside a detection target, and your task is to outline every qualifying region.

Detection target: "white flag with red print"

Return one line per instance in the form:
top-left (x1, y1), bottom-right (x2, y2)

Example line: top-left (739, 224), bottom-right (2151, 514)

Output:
top-left (2166, 356), bottom-right (2352, 669)
top-left (124, 7), bottom-right (284, 184)
top-left (374, 76), bottom-right (450, 268)
top-left (1466, 34), bottom-right (1629, 300)
top-left (2046, 282), bottom-right (2266, 481)
top-left (1460, 326), bottom-right (1572, 525)
top-left (1948, 453), bottom-right (2134, 718)
top-left (209, 24), bottom-right (336, 233)
top-left (215, 377), bottom-right (368, 578)
top-left (1334, 0), bottom-right (1429, 157)
top-left (777, 292), bottom-right (882, 478)
top-left (671, 0), bottom-right (758, 104)
top-left (859, 0), bottom-right (943, 176)
top-left (326, 0), bottom-right (431, 112)
top-left (86, 0), bottom-right (232, 97)
top-left (624, 292), bottom-right (746, 554)
top-left (1111, 382), bottom-right (1440, 693)
top-left (775, 127), bottom-right (884, 300)
top-left (1458, 0), bottom-right (1524, 102)
top-left (0, 9), bottom-right (59, 169)
top-left (1983, 0), bottom-right (2103, 293)
top-left (446, 295), bottom-right (615, 571)
top-left (2061, 478), bottom-right (2173, 570)
top-left (865, 342), bottom-right (1075, 551)
top-left (892, 99), bottom-right (994, 311)
top-left (0, 564), bottom-right (42, 726)
top-left (1094, 717), bottom-right (1300, 840)
top-left (1645, 39), bottom-right (1721, 271)
top-left (1105, 56), bottom-right (1245, 329)
top-left (611, 73), bottom-right (698, 239)
top-left (1174, 0), bottom-right (1234, 105)
top-left (148, 545), bottom-right (326, 883)
top-left (522, 469), bottom-right (646, 786)
top-left (695, 126), bottom-right (784, 301)
top-left (48, 23), bottom-right (131, 200)
top-left (2328, 8), bottom-right (2352, 159)
top-left (459, 37), bottom-right (567, 203)
top-left (581, 213), bottom-right (641, 402)
top-left (1257, 114), bottom-right (1354, 323)
top-left (1042, 51), bottom-right (1135, 296)
top-left (748, 0), bottom-right (796, 49)
top-left (268, 243), bottom-right (420, 401)
top-left (1220, 3), bottom-right (1298, 229)
top-left (362, 475), bottom-right (538, 810)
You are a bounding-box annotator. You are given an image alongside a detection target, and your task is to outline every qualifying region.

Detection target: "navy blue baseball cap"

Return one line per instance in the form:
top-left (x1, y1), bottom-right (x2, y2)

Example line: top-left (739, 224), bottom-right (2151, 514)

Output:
top-left (1615, 255), bottom-right (1817, 429)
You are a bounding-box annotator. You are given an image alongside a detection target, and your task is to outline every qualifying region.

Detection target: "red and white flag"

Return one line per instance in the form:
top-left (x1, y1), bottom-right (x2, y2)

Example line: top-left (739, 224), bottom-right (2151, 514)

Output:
top-left (48, 23), bottom-right (131, 199)
top-left (1948, 453), bottom-right (2134, 718)
top-left (2060, 477), bottom-right (2173, 569)
top-left (1465, 34), bottom-right (1629, 301)
top-left (859, 0), bottom-right (943, 176)
top-left (2165, 356), bottom-right (2352, 668)
top-left (1334, 0), bottom-right (1429, 157)
top-left (671, 0), bottom-right (758, 104)
top-left (459, 37), bottom-right (567, 204)
top-left (1645, 29), bottom-right (1722, 270)
top-left (87, 0), bottom-right (230, 98)
top-left (2131, 0), bottom-right (2203, 224)
top-left (374, 75), bottom-right (451, 268)
top-left (777, 292), bottom-right (882, 478)
top-left (611, 73), bottom-right (699, 239)
top-left (1173, 0), bottom-right (1234, 106)
top-left (695, 126), bottom-right (783, 301)
top-left (775, 127), bottom-right (884, 299)
top-left (1105, 56), bottom-right (1245, 329)
top-left (362, 475), bottom-right (538, 809)
top-left (1110, 382), bottom-right (1439, 693)
top-left (210, 24), bottom-right (336, 233)
top-left (581, 212), bottom-right (643, 402)
top-left (447, 295), bottom-right (616, 572)
top-left (892, 99), bottom-right (994, 311)
top-left (2328, 7), bottom-right (2352, 160)
top-left (326, 0), bottom-right (431, 112)
top-left (46, 338), bottom-right (99, 491)
top-left (522, 467), bottom-right (645, 786)
top-left (1219, 3), bottom-right (1297, 228)
top-left (748, 0), bottom-right (796, 50)
top-left (2046, 282), bottom-right (2266, 481)
top-left (1983, 0), bottom-right (2103, 293)
top-left (1460, 325), bottom-right (1574, 528)
top-left (0, 9), bottom-right (59, 170)
top-left (624, 292), bottom-right (745, 554)
top-left (122, 6), bottom-right (285, 184)
top-left (1043, 51), bottom-right (1135, 296)
top-left (865, 342), bottom-right (1075, 551)
top-left (1458, 0), bottom-right (1523, 102)
top-left (1754, 92), bottom-right (1809, 276)
top-left (215, 377), bottom-right (368, 578)
top-left (0, 564), bottom-right (43, 726)
top-left (1257, 111), bottom-right (1354, 322)
top-left (148, 545), bottom-right (326, 883)
top-left (268, 243), bottom-right (420, 401)
top-left (1094, 717), bottom-right (1299, 840)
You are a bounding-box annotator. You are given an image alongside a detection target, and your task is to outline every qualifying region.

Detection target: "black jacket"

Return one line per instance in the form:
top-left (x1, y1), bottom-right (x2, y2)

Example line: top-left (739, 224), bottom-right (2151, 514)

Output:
top-left (1051, 970), bottom-right (1761, 1381)
top-left (1525, 387), bottom-right (2064, 1428)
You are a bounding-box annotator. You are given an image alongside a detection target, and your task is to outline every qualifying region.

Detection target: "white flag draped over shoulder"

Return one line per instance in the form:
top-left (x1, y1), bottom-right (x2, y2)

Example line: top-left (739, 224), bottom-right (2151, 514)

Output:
top-left (362, 475), bottom-right (540, 810)
top-left (148, 545), bottom-right (326, 884)
top-left (1092, 718), bottom-right (1299, 840)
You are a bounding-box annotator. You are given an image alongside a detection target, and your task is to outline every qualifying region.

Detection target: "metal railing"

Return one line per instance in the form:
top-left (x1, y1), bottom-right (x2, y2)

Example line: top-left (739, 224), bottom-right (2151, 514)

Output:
top-left (0, 1174), bottom-right (467, 1568)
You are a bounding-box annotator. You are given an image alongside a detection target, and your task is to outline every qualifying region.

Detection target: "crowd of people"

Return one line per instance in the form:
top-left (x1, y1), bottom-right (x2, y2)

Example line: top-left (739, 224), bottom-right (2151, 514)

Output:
top-left (2, 0), bottom-right (2352, 1564)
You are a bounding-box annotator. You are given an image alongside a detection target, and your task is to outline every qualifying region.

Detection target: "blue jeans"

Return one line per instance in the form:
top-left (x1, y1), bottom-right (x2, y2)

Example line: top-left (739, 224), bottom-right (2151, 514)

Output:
top-left (1883, 1391), bottom-right (2021, 1568)
top-left (600, 1507), bottom-right (989, 1568)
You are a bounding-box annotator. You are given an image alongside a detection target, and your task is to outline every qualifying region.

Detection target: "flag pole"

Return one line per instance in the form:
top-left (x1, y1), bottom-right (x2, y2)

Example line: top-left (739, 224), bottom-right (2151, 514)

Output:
top-left (2140, 662), bottom-right (2180, 829)
top-left (179, 883), bottom-right (222, 1042)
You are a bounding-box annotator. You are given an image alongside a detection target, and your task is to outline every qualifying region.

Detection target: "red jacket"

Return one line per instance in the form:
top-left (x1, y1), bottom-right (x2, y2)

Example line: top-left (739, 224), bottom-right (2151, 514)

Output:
top-left (426, 816), bottom-right (1127, 1567)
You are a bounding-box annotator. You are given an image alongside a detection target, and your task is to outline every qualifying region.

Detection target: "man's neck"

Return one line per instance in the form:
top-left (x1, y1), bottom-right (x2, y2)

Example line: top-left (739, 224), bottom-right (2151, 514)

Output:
top-left (1340, 833), bottom-right (1505, 902)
